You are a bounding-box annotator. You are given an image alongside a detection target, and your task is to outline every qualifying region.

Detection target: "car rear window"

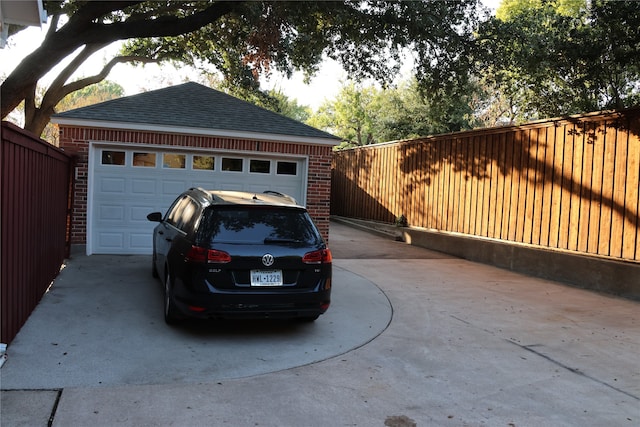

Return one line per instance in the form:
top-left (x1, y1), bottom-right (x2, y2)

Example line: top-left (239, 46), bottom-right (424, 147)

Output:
top-left (198, 207), bottom-right (321, 245)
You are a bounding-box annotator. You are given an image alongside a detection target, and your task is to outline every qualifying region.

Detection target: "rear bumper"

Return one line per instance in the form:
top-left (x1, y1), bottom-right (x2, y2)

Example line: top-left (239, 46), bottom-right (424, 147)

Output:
top-left (173, 289), bottom-right (331, 320)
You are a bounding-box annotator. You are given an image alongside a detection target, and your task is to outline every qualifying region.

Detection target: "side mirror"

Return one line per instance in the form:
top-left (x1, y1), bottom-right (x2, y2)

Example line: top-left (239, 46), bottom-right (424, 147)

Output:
top-left (147, 212), bottom-right (163, 222)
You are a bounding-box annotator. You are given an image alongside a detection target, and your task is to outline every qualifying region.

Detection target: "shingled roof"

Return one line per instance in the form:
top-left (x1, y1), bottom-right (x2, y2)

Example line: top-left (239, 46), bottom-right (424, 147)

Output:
top-left (52, 82), bottom-right (339, 144)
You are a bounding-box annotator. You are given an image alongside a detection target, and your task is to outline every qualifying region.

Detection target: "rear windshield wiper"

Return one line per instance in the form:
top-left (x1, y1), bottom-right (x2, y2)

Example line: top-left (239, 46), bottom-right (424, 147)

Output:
top-left (264, 238), bottom-right (303, 244)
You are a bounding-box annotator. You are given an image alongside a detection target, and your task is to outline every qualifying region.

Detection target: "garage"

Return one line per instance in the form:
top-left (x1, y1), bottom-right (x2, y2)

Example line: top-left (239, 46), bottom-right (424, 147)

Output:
top-left (91, 144), bottom-right (307, 254)
top-left (52, 82), bottom-right (339, 255)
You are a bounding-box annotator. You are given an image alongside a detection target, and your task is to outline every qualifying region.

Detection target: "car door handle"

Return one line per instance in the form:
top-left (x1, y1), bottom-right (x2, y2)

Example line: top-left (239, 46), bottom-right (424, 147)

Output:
top-left (165, 238), bottom-right (172, 242)
top-left (158, 231), bottom-right (164, 235)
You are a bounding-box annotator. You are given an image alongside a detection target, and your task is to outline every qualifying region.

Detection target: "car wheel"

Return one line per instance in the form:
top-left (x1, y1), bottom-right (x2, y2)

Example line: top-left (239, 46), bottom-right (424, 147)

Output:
top-left (164, 273), bottom-right (180, 325)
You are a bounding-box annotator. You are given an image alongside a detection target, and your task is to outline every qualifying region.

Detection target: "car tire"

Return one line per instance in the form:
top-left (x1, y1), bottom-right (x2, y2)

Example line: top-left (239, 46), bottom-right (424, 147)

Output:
top-left (164, 273), bottom-right (180, 325)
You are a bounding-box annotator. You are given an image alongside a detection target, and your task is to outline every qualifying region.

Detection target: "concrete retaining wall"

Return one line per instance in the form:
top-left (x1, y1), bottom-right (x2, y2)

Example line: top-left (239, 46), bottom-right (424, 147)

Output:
top-left (333, 217), bottom-right (640, 301)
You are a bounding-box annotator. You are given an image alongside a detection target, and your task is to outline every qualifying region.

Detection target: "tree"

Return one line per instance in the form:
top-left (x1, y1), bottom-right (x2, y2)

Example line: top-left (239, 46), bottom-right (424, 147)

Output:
top-left (308, 83), bottom-right (378, 146)
top-left (475, 0), bottom-right (640, 121)
top-left (225, 86), bottom-right (312, 123)
top-left (196, 71), bottom-right (311, 121)
top-left (308, 78), bottom-right (476, 147)
top-left (495, 0), bottom-right (583, 21)
top-left (260, 89), bottom-right (311, 123)
top-left (44, 80), bottom-right (125, 143)
top-left (55, 80), bottom-right (125, 112)
top-left (2, 0), bottom-right (483, 136)
top-left (3, 78), bottom-right (125, 140)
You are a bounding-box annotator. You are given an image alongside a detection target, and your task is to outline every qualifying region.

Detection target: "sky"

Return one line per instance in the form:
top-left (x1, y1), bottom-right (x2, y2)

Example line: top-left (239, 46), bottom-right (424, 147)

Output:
top-left (0, 1), bottom-right (499, 112)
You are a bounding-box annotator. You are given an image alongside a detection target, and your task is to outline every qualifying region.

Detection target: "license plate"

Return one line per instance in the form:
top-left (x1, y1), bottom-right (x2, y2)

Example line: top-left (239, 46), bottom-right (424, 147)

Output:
top-left (250, 269), bottom-right (283, 287)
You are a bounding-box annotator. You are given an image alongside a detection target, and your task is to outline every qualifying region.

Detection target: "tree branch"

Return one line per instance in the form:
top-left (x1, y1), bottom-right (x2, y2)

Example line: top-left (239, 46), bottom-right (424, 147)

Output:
top-left (1, 1), bottom-right (242, 119)
top-left (46, 13), bottom-right (59, 39)
top-left (51, 44), bottom-right (109, 95)
top-left (39, 43), bottom-right (108, 115)
top-left (24, 85), bottom-right (37, 126)
top-left (72, 2), bottom-right (242, 45)
top-left (60, 55), bottom-right (159, 102)
top-left (37, 54), bottom-right (158, 125)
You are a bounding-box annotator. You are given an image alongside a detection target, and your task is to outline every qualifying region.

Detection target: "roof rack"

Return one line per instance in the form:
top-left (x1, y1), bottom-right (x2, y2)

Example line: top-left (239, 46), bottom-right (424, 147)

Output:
top-left (185, 188), bottom-right (299, 207)
top-left (187, 187), bottom-right (217, 203)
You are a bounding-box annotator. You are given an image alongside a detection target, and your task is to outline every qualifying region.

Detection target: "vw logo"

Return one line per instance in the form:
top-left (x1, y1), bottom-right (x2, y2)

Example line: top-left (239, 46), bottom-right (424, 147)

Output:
top-left (262, 253), bottom-right (275, 267)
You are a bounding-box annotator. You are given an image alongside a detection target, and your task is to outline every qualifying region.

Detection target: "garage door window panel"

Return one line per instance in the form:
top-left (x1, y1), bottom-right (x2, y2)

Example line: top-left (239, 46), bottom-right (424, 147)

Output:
top-left (164, 153), bottom-right (186, 169)
top-left (222, 158), bottom-right (243, 172)
top-left (133, 152), bottom-right (156, 167)
top-left (101, 150), bottom-right (125, 166)
top-left (250, 159), bottom-right (271, 174)
top-left (193, 155), bottom-right (215, 171)
top-left (277, 161), bottom-right (297, 175)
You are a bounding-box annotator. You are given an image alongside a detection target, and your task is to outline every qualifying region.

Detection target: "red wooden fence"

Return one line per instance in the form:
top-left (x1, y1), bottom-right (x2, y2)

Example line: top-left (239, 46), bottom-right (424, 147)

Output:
top-left (1, 121), bottom-right (74, 344)
top-left (332, 109), bottom-right (640, 263)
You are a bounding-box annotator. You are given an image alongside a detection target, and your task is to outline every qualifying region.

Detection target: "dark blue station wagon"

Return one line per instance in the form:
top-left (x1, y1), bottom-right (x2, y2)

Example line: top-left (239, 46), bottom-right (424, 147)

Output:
top-left (147, 188), bottom-right (332, 324)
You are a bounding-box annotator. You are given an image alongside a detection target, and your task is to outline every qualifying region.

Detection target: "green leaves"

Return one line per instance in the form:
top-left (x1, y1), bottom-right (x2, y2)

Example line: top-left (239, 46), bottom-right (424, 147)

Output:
top-left (108, 1), bottom-right (484, 100)
top-left (476, 0), bottom-right (640, 121)
top-left (9, 0), bottom-right (636, 138)
top-left (3, 0), bottom-right (483, 134)
top-left (309, 78), bottom-right (475, 147)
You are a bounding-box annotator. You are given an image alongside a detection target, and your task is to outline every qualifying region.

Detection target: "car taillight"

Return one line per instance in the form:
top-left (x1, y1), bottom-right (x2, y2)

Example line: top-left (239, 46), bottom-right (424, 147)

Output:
top-left (302, 248), bottom-right (332, 264)
top-left (186, 246), bottom-right (231, 263)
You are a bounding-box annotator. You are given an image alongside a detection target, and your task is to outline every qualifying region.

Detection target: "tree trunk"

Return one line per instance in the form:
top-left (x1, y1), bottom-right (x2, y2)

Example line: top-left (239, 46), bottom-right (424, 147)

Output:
top-left (1, 34), bottom-right (85, 119)
top-left (24, 108), bottom-right (55, 137)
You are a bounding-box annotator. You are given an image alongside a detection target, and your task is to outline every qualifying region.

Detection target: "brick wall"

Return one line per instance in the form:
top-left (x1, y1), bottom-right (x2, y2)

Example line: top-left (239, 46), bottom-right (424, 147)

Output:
top-left (59, 126), bottom-right (333, 244)
top-left (305, 152), bottom-right (333, 240)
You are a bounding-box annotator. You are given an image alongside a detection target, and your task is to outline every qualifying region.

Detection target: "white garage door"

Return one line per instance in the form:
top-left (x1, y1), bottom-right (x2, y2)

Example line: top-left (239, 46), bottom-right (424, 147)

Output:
top-left (89, 144), bottom-right (307, 255)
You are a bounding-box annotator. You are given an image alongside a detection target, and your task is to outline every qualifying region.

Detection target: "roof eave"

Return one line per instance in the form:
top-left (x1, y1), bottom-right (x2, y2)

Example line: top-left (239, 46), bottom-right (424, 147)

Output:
top-left (51, 117), bottom-right (341, 146)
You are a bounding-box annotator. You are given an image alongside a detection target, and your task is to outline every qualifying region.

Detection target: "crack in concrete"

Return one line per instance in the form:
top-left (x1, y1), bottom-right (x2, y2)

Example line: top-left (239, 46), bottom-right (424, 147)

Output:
top-left (48, 389), bottom-right (63, 427)
top-left (507, 339), bottom-right (639, 401)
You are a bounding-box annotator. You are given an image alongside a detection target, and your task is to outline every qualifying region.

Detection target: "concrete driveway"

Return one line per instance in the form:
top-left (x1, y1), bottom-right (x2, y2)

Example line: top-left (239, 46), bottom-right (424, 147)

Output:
top-left (1, 221), bottom-right (639, 426)
top-left (0, 253), bottom-right (391, 390)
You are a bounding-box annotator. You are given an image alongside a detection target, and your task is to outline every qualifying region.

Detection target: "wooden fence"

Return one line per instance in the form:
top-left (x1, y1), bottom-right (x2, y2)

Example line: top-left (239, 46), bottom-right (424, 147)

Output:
top-left (332, 109), bottom-right (640, 263)
top-left (1, 121), bottom-right (74, 344)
